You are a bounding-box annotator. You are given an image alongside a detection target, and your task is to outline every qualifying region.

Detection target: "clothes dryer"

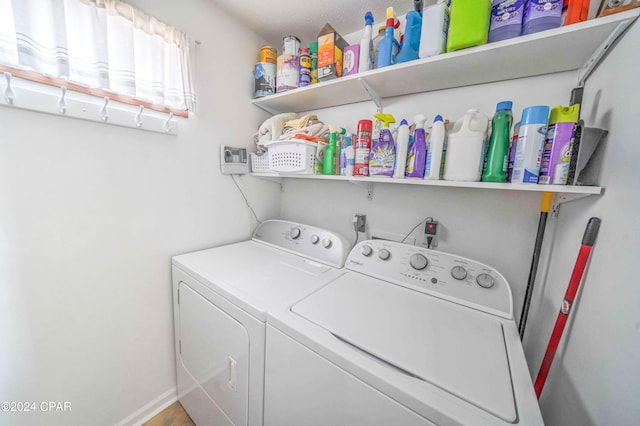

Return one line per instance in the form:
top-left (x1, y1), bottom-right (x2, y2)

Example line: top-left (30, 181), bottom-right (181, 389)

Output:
top-left (172, 220), bottom-right (348, 426)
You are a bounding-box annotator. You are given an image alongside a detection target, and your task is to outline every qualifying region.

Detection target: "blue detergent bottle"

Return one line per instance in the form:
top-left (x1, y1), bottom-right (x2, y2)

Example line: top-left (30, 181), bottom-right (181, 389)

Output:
top-left (396, 0), bottom-right (423, 64)
top-left (377, 18), bottom-right (400, 68)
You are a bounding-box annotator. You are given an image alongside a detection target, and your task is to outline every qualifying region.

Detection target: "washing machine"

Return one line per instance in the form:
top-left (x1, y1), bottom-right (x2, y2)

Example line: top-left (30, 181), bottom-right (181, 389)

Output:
top-left (264, 239), bottom-right (543, 425)
top-left (172, 220), bottom-right (349, 426)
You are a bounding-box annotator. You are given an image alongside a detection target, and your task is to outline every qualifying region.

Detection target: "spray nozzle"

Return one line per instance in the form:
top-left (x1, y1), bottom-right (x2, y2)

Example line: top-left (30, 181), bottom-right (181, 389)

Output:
top-left (385, 7), bottom-right (400, 29)
top-left (365, 11), bottom-right (374, 25)
top-left (373, 113), bottom-right (396, 128)
top-left (413, 114), bottom-right (427, 129)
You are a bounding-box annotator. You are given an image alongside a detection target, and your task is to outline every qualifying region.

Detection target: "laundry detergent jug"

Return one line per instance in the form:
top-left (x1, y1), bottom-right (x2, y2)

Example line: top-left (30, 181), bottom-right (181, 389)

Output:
top-left (443, 109), bottom-right (489, 181)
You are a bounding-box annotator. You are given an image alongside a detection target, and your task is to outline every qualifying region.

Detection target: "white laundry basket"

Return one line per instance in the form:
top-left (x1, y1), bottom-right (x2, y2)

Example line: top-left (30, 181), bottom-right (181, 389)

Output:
top-left (265, 140), bottom-right (317, 174)
top-left (250, 152), bottom-right (271, 173)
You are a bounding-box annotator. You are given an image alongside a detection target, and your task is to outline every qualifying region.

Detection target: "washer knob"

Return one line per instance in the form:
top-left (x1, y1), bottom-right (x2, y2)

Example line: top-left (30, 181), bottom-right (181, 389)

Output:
top-left (409, 253), bottom-right (428, 270)
top-left (322, 238), bottom-right (332, 248)
top-left (310, 234), bottom-right (320, 244)
top-left (476, 273), bottom-right (495, 289)
top-left (451, 266), bottom-right (468, 280)
top-left (378, 249), bottom-right (391, 261)
top-left (290, 227), bottom-right (302, 239)
top-left (361, 245), bottom-right (373, 257)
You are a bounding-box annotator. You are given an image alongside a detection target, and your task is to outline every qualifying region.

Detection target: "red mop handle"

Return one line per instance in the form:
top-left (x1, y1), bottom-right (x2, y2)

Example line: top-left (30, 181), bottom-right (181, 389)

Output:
top-left (534, 217), bottom-right (601, 398)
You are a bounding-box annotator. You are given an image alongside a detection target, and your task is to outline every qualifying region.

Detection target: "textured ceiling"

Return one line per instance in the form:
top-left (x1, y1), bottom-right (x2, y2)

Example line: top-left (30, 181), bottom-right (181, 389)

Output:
top-left (213, 0), bottom-right (420, 47)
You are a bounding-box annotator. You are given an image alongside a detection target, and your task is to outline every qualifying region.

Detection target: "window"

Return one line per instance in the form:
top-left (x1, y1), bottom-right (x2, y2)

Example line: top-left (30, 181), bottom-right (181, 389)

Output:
top-left (0, 0), bottom-right (195, 116)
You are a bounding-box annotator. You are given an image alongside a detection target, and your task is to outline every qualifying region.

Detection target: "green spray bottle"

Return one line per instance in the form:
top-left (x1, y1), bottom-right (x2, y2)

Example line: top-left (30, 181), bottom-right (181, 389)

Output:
top-left (482, 101), bottom-right (513, 182)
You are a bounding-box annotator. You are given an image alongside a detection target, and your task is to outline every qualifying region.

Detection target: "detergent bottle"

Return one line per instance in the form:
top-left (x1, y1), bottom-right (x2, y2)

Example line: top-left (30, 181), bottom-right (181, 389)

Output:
top-left (443, 109), bottom-right (490, 181)
top-left (377, 18), bottom-right (400, 68)
top-left (370, 114), bottom-right (396, 176)
top-left (482, 101), bottom-right (513, 182)
top-left (323, 130), bottom-right (338, 175)
top-left (419, 0), bottom-right (449, 58)
top-left (396, 0), bottom-right (423, 64)
top-left (393, 119), bottom-right (410, 178)
top-left (406, 114), bottom-right (427, 178)
top-left (359, 12), bottom-right (375, 72)
top-left (424, 115), bottom-right (445, 180)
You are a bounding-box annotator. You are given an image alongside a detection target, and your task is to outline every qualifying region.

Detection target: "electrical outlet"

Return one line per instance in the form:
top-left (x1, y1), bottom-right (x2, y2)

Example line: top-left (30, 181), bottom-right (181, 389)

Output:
top-left (355, 214), bottom-right (367, 232)
top-left (423, 218), bottom-right (439, 248)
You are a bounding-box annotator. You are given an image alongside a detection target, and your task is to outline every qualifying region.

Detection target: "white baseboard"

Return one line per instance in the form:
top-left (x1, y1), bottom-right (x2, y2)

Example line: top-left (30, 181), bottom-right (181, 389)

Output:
top-left (115, 386), bottom-right (178, 426)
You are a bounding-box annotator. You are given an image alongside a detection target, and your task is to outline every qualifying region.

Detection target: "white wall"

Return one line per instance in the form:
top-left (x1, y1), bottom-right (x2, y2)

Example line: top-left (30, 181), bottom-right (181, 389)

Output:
top-left (525, 20), bottom-right (640, 426)
top-left (0, 1), bottom-right (276, 425)
top-left (280, 71), bottom-right (577, 322)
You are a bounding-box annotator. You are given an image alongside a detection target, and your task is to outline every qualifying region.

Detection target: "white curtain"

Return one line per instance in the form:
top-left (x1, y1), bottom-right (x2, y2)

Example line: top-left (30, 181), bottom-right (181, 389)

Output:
top-left (0, 0), bottom-right (195, 111)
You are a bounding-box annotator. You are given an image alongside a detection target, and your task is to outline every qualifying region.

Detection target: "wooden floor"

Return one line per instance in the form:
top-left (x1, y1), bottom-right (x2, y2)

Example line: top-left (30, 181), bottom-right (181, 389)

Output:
top-left (144, 401), bottom-right (195, 426)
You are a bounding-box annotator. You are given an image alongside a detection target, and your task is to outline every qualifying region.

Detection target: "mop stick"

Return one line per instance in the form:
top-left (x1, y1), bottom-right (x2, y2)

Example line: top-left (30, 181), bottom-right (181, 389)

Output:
top-left (534, 217), bottom-right (601, 398)
top-left (519, 192), bottom-right (554, 339)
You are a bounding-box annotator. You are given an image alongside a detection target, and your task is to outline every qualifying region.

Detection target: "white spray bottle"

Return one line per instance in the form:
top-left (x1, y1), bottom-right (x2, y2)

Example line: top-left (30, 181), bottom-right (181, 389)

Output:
top-left (393, 119), bottom-right (410, 178)
top-left (359, 12), bottom-right (374, 72)
top-left (424, 115), bottom-right (445, 180)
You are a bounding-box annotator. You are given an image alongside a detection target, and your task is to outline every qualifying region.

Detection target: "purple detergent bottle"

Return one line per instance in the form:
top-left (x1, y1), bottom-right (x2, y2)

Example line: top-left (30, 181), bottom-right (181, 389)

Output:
top-left (406, 114), bottom-right (427, 178)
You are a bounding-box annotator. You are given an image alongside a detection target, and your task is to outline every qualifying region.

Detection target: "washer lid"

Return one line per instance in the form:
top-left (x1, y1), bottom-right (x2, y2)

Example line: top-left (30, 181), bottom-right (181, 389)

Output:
top-left (291, 272), bottom-right (517, 422)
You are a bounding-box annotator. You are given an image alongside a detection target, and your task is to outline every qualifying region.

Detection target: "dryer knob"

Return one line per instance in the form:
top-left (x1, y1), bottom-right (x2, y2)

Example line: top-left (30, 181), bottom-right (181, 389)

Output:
top-left (361, 245), bottom-right (373, 257)
top-left (290, 227), bottom-right (302, 239)
top-left (322, 238), bottom-right (333, 248)
top-left (378, 249), bottom-right (391, 261)
top-left (409, 253), bottom-right (428, 270)
top-left (311, 234), bottom-right (320, 244)
top-left (476, 273), bottom-right (495, 289)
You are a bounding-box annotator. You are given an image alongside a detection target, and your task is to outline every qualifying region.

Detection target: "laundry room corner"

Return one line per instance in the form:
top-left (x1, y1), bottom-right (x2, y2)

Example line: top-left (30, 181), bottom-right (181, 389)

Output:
top-left (0, 1), bottom-right (280, 425)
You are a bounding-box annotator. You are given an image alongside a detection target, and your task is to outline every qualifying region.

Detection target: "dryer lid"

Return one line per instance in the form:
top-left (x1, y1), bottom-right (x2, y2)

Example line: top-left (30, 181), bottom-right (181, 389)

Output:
top-left (291, 272), bottom-right (517, 422)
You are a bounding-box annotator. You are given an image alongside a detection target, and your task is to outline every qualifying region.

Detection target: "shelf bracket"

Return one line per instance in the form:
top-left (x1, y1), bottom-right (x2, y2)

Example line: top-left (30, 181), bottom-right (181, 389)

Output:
top-left (253, 101), bottom-right (280, 115)
top-left (349, 180), bottom-right (374, 200)
top-left (577, 18), bottom-right (636, 87)
top-left (551, 192), bottom-right (596, 217)
top-left (358, 78), bottom-right (383, 113)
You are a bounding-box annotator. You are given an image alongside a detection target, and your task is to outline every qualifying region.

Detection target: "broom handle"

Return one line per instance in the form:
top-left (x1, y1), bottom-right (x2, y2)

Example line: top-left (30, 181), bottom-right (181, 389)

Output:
top-left (534, 217), bottom-right (601, 398)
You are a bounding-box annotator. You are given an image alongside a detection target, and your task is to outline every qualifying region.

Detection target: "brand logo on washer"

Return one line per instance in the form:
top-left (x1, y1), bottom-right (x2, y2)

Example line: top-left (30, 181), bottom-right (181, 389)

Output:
top-left (561, 299), bottom-right (572, 315)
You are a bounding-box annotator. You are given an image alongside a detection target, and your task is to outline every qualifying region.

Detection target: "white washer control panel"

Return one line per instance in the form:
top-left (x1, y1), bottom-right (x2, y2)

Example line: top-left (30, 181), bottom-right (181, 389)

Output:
top-left (252, 220), bottom-right (350, 268)
top-left (346, 240), bottom-right (513, 318)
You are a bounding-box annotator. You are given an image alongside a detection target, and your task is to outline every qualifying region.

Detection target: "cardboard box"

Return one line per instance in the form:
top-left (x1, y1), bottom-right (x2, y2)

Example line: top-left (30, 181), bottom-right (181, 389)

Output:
top-left (317, 23), bottom-right (348, 81)
top-left (343, 45), bottom-right (360, 76)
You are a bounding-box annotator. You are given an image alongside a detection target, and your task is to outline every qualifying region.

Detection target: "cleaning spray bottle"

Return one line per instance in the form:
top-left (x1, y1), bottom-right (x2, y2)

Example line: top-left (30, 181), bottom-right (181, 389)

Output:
top-left (359, 12), bottom-right (374, 73)
top-left (370, 114), bottom-right (396, 177)
top-left (396, 0), bottom-right (423, 64)
top-left (323, 129), bottom-right (337, 175)
top-left (393, 119), bottom-right (410, 178)
top-left (406, 114), bottom-right (427, 178)
top-left (377, 18), bottom-right (401, 68)
top-left (424, 115), bottom-right (445, 180)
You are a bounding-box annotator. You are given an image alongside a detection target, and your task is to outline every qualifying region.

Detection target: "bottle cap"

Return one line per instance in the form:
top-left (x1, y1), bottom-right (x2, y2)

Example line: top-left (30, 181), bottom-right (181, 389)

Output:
top-left (309, 41), bottom-right (318, 54)
top-left (365, 12), bottom-right (374, 25)
top-left (434, 115), bottom-right (443, 122)
top-left (548, 104), bottom-right (580, 125)
top-left (301, 48), bottom-right (309, 54)
top-left (520, 106), bottom-right (550, 126)
top-left (400, 119), bottom-right (408, 126)
top-left (386, 18), bottom-right (395, 28)
top-left (496, 101), bottom-right (513, 111)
